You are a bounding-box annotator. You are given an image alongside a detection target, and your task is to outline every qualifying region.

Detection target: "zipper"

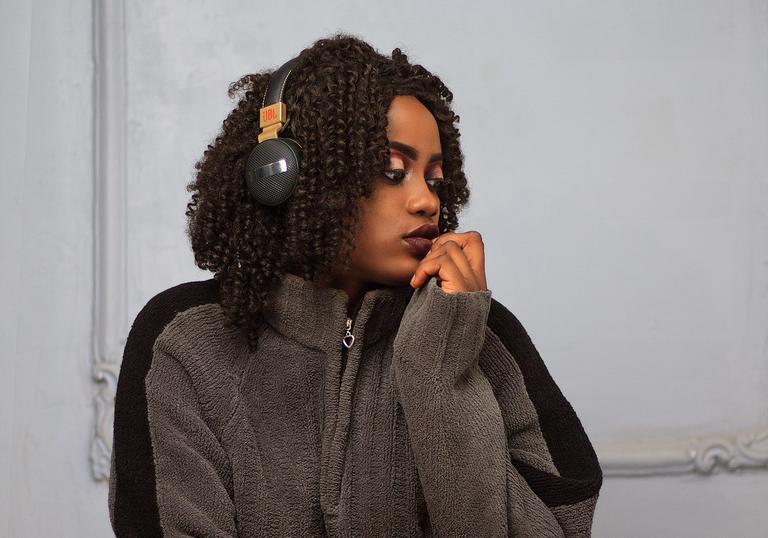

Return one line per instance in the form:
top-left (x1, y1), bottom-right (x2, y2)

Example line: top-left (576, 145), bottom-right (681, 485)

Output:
top-left (342, 298), bottom-right (364, 352)
top-left (342, 317), bottom-right (356, 349)
top-left (321, 304), bottom-right (361, 522)
top-left (341, 298), bottom-right (362, 372)
top-left (341, 316), bottom-right (354, 372)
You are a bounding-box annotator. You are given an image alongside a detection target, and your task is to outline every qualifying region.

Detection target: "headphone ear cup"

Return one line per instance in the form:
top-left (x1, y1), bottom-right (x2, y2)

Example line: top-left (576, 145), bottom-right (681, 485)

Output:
top-left (245, 137), bottom-right (303, 206)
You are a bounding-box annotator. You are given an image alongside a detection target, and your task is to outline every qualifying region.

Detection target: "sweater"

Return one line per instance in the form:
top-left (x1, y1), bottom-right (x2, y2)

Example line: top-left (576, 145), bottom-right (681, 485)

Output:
top-left (107, 272), bottom-right (603, 537)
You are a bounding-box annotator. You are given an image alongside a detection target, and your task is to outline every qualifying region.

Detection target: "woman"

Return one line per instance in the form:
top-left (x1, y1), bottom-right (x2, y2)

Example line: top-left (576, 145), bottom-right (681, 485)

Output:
top-left (108, 33), bottom-right (603, 537)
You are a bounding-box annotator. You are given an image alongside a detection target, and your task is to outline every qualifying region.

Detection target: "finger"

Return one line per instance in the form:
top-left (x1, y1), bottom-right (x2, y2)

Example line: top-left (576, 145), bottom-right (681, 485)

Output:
top-left (410, 252), bottom-right (467, 290)
top-left (414, 240), bottom-right (476, 290)
top-left (440, 240), bottom-right (480, 289)
top-left (409, 240), bottom-right (455, 287)
top-left (432, 231), bottom-right (484, 269)
top-left (431, 231), bottom-right (487, 289)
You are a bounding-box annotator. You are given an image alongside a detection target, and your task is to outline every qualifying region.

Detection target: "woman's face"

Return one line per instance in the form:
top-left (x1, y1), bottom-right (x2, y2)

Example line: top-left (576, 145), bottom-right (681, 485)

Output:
top-left (329, 95), bottom-right (444, 292)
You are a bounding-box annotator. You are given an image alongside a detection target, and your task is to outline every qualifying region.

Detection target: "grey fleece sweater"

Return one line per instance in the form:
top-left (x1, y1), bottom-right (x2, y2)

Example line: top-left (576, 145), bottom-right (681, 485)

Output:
top-left (108, 273), bottom-right (602, 537)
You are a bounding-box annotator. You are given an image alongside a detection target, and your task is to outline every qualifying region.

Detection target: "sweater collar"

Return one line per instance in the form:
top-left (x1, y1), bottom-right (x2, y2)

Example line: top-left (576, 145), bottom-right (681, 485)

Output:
top-left (263, 272), bottom-right (416, 353)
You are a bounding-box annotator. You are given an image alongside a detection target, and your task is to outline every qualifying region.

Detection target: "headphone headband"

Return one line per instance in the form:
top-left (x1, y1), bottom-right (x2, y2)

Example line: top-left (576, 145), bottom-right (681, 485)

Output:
top-left (257, 57), bottom-right (299, 143)
top-left (262, 57), bottom-right (298, 106)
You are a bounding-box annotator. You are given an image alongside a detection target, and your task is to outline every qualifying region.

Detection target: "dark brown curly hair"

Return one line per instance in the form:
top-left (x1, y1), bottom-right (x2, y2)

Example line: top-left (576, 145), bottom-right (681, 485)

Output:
top-left (185, 32), bottom-right (472, 351)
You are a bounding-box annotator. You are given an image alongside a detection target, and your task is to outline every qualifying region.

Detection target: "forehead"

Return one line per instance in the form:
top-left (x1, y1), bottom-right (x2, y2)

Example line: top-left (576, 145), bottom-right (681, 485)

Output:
top-left (385, 96), bottom-right (441, 149)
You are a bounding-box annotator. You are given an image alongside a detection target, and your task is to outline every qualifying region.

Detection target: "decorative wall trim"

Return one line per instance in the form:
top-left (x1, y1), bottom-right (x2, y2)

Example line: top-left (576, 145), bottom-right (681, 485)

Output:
top-left (88, 0), bottom-right (767, 482)
top-left (91, 0), bottom-right (127, 481)
top-left (596, 421), bottom-right (768, 477)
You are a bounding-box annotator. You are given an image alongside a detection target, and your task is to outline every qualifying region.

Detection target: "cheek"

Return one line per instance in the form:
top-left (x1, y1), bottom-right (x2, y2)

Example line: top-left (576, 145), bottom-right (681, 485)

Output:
top-left (354, 199), bottom-right (400, 253)
top-left (354, 217), bottom-right (390, 253)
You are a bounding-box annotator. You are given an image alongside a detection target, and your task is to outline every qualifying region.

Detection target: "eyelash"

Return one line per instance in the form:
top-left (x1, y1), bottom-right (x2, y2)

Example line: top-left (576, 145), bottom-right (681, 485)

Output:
top-left (383, 168), bottom-right (446, 189)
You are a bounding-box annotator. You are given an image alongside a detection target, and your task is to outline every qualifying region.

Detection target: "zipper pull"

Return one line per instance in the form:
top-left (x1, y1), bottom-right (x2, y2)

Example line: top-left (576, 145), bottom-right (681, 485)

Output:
top-left (342, 317), bottom-right (355, 349)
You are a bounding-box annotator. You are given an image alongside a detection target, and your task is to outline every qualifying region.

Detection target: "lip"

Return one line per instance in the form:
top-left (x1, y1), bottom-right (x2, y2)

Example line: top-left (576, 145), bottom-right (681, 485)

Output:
top-left (403, 237), bottom-right (433, 257)
top-left (403, 223), bottom-right (439, 240)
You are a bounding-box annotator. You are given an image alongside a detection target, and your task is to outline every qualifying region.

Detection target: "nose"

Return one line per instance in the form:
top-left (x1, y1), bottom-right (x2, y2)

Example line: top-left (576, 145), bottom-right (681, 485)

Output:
top-left (405, 173), bottom-right (440, 219)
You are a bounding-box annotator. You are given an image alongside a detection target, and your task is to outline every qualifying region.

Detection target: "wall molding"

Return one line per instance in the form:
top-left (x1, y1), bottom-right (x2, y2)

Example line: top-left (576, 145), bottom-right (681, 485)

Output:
top-left (88, 0), bottom-right (768, 482)
top-left (91, 0), bottom-right (127, 481)
top-left (596, 420), bottom-right (768, 477)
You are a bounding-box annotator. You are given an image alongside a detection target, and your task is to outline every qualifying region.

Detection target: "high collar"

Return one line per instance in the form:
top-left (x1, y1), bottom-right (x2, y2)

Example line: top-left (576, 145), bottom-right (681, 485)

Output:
top-left (263, 272), bottom-right (416, 353)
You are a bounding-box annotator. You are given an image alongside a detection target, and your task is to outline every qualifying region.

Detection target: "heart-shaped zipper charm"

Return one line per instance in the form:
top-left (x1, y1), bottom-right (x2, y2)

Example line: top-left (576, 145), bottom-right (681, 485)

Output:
top-left (342, 334), bottom-right (355, 349)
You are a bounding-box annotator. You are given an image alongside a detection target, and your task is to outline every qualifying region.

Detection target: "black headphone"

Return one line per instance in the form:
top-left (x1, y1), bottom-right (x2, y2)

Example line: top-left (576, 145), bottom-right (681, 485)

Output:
top-left (245, 57), bottom-right (303, 206)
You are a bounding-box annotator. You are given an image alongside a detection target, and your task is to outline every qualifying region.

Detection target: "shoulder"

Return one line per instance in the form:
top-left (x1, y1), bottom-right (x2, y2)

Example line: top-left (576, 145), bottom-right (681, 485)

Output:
top-left (483, 297), bottom-right (604, 506)
top-left (483, 296), bottom-right (563, 398)
top-left (125, 278), bottom-right (222, 354)
top-left (117, 279), bottom-right (220, 397)
top-left (482, 296), bottom-right (564, 414)
top-left (116, 278), bottom-right (249, 427)
top-left (116, 279), bottom-right (246, 405)
top-left (121, 279), bottom-right (246, 385)
top-left (110, 279), bottom-right (237, 534)
top-left (486, 297), bottom-right (535, 352)
top-left (485, 296), bottom-right (552, 381)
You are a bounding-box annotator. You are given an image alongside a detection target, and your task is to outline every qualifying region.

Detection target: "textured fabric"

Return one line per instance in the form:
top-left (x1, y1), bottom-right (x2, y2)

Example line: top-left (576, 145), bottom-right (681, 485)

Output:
top-left (108, 273), bottom-right (602, 537)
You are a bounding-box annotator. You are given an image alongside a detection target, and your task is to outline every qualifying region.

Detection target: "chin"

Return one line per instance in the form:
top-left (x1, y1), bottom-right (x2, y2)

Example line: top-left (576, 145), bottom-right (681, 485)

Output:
top-left (364, 262), bottom-right (418, 288)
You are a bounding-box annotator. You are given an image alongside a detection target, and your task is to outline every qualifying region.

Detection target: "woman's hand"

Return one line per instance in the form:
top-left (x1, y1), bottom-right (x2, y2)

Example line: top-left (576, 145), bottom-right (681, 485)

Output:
top-left (409, 231), bottom-right (488, 293)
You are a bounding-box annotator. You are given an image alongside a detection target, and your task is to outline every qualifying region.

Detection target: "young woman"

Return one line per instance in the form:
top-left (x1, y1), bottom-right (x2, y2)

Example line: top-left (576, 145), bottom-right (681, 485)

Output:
top-left (108, 33), bottom-right (603, 537)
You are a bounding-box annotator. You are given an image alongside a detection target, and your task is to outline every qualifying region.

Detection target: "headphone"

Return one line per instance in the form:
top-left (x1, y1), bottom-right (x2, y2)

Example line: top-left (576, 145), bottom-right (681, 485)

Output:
top-left (245, 57), bottom-right (303, 206)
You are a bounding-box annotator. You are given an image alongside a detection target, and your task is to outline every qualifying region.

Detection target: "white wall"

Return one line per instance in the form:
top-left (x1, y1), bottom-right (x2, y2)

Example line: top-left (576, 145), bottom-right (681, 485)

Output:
top-left (0, 0), bottom-right (112, 536)
top-left (1, 0), bottom-right (766, 536)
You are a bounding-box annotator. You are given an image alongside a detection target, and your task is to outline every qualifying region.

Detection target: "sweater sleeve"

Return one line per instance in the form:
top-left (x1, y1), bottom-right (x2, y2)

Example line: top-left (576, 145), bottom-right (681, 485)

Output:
top-left (109, 344), bottom-right (238, 537)
top-left (483, 296), bottom-right (603, 536)
top-left (392, 277), bottom-right (601, 537)
top-left (148, 347), bottom-right (239, 535)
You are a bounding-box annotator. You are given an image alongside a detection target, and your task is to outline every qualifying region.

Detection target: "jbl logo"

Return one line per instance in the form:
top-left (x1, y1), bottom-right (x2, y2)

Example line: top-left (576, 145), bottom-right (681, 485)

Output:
top-left (262, 108), bottom-right (276, 121)
top-left (260, 103), bottom-right (285, 128)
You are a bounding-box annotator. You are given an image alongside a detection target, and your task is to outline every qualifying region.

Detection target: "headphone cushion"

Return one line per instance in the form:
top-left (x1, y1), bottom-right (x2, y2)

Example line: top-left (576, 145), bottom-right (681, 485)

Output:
top-left (245, 138), bottom-right (303, 206)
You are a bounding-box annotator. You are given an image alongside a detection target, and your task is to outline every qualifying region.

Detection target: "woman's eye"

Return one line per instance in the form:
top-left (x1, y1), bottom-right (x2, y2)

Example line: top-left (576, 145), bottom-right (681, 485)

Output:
top-left (426, 177), bottom-right (446, 189)
top-left (383, 168), bottom-right (407, 182)
top-left (383, 169), bottom-right (447, 190)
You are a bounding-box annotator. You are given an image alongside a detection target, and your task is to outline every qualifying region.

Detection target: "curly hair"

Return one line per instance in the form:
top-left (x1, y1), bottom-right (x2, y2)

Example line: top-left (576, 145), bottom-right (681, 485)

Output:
top-left (185, 31), bottom-right (472, 351)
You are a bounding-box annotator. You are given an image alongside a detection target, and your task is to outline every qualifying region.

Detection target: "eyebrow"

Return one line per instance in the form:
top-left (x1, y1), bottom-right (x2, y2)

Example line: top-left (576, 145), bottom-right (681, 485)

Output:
top-left (389, 140), bottom-right (443, 164)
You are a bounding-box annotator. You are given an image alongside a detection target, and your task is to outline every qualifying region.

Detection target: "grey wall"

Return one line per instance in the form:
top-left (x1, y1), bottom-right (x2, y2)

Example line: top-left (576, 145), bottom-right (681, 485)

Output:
top-left (1, 0), bottom-right (766, 536)
top-left (0, 0), bottom-right (110, 536)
